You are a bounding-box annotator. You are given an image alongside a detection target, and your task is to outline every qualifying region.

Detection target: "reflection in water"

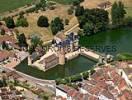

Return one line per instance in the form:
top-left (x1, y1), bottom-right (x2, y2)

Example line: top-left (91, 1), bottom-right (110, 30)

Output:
top-left (16, 56), bottom-right (96, 80)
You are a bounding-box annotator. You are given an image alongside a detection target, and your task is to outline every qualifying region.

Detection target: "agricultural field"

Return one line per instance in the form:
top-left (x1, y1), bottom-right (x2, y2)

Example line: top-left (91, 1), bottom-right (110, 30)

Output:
top-left (0, 0), bottom-right (33, 13)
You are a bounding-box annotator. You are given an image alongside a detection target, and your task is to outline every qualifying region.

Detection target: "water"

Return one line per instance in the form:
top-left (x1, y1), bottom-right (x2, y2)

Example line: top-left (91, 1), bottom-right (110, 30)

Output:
top-left (15, 56), bottom-right (96, 80)
top-left (16, 27), bottom-right (132, 80)
top-left (79, 27), bottom-right (132, 55)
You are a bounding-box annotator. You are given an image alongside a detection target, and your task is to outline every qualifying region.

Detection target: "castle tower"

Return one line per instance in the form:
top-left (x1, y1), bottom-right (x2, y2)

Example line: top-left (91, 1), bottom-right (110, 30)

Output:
top-left (59, 47), bottom-right (65, 65)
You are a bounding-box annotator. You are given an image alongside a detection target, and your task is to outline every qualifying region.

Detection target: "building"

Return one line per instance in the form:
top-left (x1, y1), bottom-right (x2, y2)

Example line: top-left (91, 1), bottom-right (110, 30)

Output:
top-left (97, 1), bottom-right (112, 9)
top-left (54, 32), bottom-right (79, 65)
top-left (0, 50), bottom-right (15, 62)
top-left (28, 32), bottom-right (79, 71)
top-left (0, 35), bottom-right (19, 50)
top-left (116, 61), bottom-right (132, 88)
top-left (56, 66), bottom-right (132, 100)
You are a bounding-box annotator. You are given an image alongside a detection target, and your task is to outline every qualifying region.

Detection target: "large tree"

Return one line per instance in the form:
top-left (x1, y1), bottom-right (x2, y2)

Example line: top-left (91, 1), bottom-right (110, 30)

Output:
top-left (17, 33), bottom-right (28, 48)
top-left (50, 17), bottom-right (64, 35)
top-left (75, 6), bottom-right (84, 16)
top-left (111, 1), bottom-right (126, 25)
top-left (37, 16), bottom-right (49, 27)
top-left (5, 17), bottom-right (15, 28)
top-left (77, 8), bottom-right (109, 35)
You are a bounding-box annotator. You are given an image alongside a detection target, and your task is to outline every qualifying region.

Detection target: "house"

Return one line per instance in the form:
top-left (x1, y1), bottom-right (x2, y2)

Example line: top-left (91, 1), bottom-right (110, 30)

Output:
top-left (56, 84), bottom-right (84, 100)
top-left (54, 32), bottom-right (79, 53)
top-left (97, 1), bottom-right (112, 9)
top-left (116, 61), bottom-right (132, 88)
top-left (0, 22), bottom-right (13, 35)
top-left (0, 35), bottom-right (19, 50)
top-left (0, 50), bottom-right (15, 62)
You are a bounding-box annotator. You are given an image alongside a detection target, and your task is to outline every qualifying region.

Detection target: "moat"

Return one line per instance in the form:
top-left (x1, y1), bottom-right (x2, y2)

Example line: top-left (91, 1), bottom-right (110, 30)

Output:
top-left (16, 27), bottom-right (132, 80)
top-left (15, 56), bottom-right (96, 80)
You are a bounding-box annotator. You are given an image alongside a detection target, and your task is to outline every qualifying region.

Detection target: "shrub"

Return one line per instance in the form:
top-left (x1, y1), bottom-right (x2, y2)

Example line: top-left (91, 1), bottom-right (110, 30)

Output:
top-left (37, 16), bottom-right (49, 27)
top-left (82, 71), bottom-right (89, 79)
top-left (5, 17), bottom-right (15, 28)
top-left (90, 69), bottom-right (96, 75)
top-left (16, 17), bottom-right (28, 27)
top-left (65, 19), bottom-right (69, 25)
top-left (68, 8), bottom-right (74, 15)
top-left (71, 74), bottom-right (82, 82)
top-left (55, 79), bottom-right (67, 85)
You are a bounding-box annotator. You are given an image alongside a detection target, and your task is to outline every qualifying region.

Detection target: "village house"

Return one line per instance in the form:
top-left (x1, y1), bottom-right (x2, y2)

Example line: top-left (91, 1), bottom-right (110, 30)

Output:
top-left (0, 35), bottom-right (19, 50)
top-left (116, 61), bottom-right (132, 88)
top-left (0, 87), bottom-right (25, 100)
top-left (0, 22), bottom-right (13, 36)
top-left (97, 1), bottom-right (112, 9)
top-left (0, 50), bottom-right (15, 63)
top-left (56, 66), bottom-right (132, 100)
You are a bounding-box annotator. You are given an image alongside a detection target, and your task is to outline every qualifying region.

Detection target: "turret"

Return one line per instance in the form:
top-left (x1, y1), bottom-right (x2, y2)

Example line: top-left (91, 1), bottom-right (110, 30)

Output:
top-left (59, 47), bottom-right (65, 65)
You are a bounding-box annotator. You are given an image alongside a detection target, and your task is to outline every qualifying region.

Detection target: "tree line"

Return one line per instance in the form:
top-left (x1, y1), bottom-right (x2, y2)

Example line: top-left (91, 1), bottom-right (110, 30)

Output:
top-left (76, 1), bottom-right (132, 36)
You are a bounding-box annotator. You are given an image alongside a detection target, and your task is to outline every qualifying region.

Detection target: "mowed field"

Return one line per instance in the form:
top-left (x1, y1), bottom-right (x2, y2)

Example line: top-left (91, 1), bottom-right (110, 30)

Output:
top-left (16, 0), bottom-right (132, 42)
top-left (0, 0), bottom-right (33, 13)
top-left (15, 4), bottom-right (77, 41)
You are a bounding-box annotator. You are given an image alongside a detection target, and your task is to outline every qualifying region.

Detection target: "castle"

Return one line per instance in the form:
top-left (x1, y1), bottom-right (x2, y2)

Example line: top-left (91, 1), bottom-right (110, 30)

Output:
top-left (28, 32), bottom-right (79, 71)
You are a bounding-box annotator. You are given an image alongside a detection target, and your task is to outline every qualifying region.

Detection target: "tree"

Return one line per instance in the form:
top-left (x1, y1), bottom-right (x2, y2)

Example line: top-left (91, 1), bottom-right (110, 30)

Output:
top-left (37, 16), bottom-right (49, 27)
top-left (31, 35), bottom-right (43, 47)
top-left (67, 7), bottom-right (74, 15)
top-left (50, 17), bottom-right (64, 35)
top-left (118, 1), bottom-right (126, 23)
top-left (5, 17), bottom-right (15, 28)
top-left (83, 22), bottom-right (94, 35)
top-left (75, 6), bottom-right (84, 16)
top-left (2, 41), bottom-right (9, 50)
top-left (124, 17), bottom-right (132, 26)
top-left (16, 16), bottom-right (28, 27)
top-left (65, 19), bottom-right (69, 25)
top-left (40, 0), bottom-right (46, 10)
top-left (111, 1), bottom-right (126, 26)
top-left (77, 8), bottom-right (109, 35)
top-left (72, 0), bottom-right (84, 6)
top-left (0, 29), bottom-right (5, 35)
top-left (17, 33), bottom-right (28, 48)
top-left (72, 0), bottom-right (80, 6)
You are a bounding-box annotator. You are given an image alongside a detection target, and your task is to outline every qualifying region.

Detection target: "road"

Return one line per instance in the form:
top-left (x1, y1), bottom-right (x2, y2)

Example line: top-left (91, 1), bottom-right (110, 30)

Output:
top-left (0, 65), bottom-right (56, 93)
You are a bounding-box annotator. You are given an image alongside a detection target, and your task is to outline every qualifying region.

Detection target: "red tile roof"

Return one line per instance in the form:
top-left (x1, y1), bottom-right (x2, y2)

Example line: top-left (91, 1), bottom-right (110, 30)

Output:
top-left (0, 50), bottom-right (15, 61)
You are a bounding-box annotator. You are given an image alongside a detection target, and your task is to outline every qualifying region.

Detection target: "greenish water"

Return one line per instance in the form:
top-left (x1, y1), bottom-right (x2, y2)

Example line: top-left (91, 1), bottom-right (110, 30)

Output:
top-left (15, 56), bottom-right (96, 80)
top-left (80, 27), bottom-right (132, 55)
top-left (16, 27), bottom-right (132, 80)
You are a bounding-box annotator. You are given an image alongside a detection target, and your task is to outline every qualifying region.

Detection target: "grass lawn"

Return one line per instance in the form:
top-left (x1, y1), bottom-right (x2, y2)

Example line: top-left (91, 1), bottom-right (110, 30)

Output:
top-left (0, 0), bottom-right (33, 13)
top-left (116, 53), bottom-right (132, 61)
top-left (50, 0), bottom-right (74, 4)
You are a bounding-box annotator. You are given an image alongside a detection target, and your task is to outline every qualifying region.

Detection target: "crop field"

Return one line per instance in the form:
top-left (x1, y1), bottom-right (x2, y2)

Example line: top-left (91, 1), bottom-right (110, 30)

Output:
top-left (0, 0), bottom-right (33, 13)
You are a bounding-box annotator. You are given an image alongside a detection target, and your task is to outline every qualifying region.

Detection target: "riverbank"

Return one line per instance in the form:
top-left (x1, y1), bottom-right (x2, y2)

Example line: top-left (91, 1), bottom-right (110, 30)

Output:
top-left (79, 27), bottom-right (132, 55)
top-left (116, 53), bottom-right (132, 61)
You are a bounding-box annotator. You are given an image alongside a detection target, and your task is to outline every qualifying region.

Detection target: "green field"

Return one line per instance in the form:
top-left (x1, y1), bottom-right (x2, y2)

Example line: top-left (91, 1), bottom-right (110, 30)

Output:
top-left (50, 0), bottom-right (74, 4)
top-left (0, 0), bottom-right (33, 13)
